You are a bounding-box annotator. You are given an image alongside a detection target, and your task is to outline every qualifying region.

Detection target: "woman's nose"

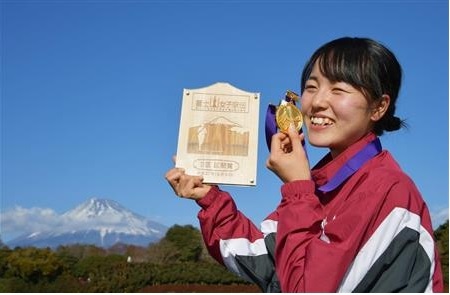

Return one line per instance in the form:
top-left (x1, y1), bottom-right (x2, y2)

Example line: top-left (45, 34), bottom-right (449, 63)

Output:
top-left (311, 90), bottom-right (329, 108)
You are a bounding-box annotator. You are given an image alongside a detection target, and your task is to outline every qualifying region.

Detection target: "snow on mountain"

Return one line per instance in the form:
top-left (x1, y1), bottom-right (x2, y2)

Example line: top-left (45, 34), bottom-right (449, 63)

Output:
top-left (208, 116), bottom-right (240, 126)
top-left (207, 116), bottom-right (247, 134)
top-left (7, 198), bottom-right (168, 248)
top-left (61, 198), bottom-right (166, 236)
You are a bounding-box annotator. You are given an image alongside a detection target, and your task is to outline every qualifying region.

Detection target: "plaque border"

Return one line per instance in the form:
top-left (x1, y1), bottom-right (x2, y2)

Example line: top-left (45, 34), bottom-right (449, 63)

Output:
top-left (175, 82), bottom-right (260, 186)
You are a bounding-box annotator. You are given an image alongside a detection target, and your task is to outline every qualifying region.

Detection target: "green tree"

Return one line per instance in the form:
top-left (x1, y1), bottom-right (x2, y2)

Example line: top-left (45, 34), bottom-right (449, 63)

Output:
top-left (55, 247), bottom-right (80, 274)
top-left (0, 247), bottom-right (12, 277)
top-left (434, 219), bottom-right (449, 291)
top-left (0, 277), bottom-right (31, 292)
top-left (147, 238), bottom-right (180, 263)
top-left (163, 224), bottom-right (203, 262)
top-left (6, 247), bottom-right (64, 283)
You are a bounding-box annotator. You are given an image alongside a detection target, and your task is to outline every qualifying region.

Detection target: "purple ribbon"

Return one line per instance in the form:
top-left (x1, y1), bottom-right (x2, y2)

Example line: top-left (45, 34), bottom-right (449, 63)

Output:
top-left (265, 104), bottom-right (278, 150)
top-left (318, 138), bottom-right (382, 192)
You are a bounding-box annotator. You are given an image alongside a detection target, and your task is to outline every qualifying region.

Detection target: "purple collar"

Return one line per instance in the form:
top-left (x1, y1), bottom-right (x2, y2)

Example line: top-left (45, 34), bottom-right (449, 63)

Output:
top-left (318, 138), bottom-right (382, 192)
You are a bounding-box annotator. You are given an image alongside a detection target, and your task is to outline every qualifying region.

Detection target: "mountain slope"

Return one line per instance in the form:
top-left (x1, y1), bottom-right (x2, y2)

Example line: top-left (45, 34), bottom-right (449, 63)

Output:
top-left (8, 198), bottom-right (168, 248)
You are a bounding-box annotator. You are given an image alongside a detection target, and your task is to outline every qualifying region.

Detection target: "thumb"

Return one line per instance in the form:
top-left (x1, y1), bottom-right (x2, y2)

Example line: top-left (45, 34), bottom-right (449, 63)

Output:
top-left (287, 123), bottom-right (302, 152)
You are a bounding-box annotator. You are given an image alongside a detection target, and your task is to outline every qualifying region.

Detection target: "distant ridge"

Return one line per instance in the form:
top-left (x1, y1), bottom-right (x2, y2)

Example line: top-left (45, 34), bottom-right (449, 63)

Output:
top-left (8, 198), bottom-right (168, 248)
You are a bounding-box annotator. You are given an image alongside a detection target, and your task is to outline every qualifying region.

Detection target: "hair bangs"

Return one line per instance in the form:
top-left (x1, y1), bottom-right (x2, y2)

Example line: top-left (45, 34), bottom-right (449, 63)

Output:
top-left (317, 48), bottom-right (368, 94)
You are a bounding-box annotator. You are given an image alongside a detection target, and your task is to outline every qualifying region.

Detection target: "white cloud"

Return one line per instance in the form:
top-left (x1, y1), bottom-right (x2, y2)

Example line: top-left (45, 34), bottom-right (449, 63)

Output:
top-left (0, 206), bottom-right (60, 240)
top-left (0, 206), bottom-right (116, 239)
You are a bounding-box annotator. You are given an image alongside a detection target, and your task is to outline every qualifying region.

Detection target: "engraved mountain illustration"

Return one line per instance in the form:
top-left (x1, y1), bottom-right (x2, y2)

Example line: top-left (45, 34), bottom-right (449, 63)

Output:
top-left (187, 116), bottom-right (249, 156)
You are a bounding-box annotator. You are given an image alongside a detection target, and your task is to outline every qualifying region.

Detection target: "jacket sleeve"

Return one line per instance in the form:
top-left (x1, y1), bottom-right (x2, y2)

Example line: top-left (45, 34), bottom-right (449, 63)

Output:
top-left (196, 186), bottom-right (280, 292)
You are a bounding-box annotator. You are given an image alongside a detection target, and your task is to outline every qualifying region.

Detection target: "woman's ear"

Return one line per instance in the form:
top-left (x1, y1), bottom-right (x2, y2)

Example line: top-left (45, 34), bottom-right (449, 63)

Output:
top-left (371, 94), bottom-right (390, 122)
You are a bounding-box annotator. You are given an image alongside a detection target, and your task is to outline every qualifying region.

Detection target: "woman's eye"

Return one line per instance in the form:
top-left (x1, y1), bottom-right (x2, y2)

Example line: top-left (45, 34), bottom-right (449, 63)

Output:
top-left (304, 84), bottom-right (317, 91)
top-left (332, 87), bottom-right (350, 94)
top-left (332, 82), bottom-right (355, 93)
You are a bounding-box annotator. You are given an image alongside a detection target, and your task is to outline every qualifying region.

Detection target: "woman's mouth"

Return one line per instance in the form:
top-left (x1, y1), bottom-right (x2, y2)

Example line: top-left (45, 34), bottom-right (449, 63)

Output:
top-left (310, 116), bottom-right (333, 126)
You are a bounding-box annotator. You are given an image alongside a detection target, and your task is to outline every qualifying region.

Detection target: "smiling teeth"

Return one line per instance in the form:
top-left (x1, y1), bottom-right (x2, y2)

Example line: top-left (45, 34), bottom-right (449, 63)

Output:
top-left (311, 117), bottom-right (332, 126)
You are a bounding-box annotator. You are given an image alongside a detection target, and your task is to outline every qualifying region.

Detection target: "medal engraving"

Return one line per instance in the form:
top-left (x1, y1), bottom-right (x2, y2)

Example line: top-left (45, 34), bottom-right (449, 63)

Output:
top-left (275, 102), bottom-right (303, 133)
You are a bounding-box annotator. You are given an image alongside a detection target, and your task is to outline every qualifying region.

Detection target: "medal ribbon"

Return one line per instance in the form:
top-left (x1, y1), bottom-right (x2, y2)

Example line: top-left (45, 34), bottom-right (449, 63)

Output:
top-left (265, 95), bottom-right (304, 151)
top-left (265, 104), bottom-right (278, 150)
top-left (318, 138), bottom-right (382, 193)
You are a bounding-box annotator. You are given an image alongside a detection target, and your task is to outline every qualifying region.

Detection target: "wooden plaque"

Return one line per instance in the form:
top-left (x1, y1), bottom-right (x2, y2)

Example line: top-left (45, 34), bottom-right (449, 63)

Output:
top-left (175, 82), bottom-right (260, 186)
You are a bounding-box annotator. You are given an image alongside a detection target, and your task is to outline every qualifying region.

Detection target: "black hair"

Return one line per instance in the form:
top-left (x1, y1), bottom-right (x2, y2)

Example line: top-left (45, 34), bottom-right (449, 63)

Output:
top-left (301, 37), bottom-right (405, 135)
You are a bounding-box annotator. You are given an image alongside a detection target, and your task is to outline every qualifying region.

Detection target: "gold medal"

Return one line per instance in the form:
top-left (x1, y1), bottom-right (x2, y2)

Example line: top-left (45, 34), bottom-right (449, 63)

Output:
top-left (275, 93), bottom-right (303, 133)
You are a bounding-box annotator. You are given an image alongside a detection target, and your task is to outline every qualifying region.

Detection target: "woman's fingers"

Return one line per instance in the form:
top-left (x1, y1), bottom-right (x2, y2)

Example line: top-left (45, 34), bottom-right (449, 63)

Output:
top-left (165, 157), bottom-right (212, 200)
top-left (285, 124), bottom-right (303, 153)
top-left (178, 175), bottom-right (203, 199)
top-left (165, 167), bottom-right (185, 196)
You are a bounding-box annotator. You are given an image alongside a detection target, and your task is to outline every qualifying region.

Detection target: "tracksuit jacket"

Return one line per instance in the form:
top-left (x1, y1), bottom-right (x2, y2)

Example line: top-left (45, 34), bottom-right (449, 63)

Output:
top-left (196, 133), bottom-right (444, 292)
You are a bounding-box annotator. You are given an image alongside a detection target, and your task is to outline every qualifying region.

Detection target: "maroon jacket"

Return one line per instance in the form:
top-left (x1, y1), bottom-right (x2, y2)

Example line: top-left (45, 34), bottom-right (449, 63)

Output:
top-left (196, 133), bottom-right (443, 292)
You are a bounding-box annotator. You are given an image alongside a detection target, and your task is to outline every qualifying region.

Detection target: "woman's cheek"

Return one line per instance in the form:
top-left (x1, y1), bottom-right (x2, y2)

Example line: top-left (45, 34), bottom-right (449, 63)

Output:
top-left (300, 96), bottom-right (312, 114)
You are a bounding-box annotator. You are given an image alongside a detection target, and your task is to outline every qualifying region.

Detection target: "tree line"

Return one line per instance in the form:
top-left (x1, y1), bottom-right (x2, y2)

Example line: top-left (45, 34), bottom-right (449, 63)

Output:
top-left (0, 225), bottom-right (251, 292)
top-left (0, 221), bottom-right (448, 292)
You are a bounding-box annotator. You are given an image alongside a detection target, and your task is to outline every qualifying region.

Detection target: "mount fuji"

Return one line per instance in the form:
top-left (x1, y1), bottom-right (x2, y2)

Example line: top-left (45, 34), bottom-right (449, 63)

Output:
top-left (7, 198), bottom-right (168, 248)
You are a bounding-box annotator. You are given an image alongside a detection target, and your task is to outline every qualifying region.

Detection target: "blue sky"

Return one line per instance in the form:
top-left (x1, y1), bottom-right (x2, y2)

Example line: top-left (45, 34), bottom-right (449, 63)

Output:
top-left (1, 0), bottom-right (448, 242)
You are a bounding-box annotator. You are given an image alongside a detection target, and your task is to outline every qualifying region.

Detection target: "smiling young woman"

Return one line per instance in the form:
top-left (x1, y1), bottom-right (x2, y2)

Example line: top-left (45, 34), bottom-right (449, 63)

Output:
top-left (300, 38), bottom-right (398, 158)
top-left (165, 37), bottom-right (444, 292)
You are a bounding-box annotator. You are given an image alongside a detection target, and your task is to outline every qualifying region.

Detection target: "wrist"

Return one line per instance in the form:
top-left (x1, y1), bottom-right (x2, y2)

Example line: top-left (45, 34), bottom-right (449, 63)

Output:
top-left (196, 185), bottom-right (219, 208)
top-left (194, 184), bottom-right (213, 200)
top-left (281, 180), bottom-right (315, 200)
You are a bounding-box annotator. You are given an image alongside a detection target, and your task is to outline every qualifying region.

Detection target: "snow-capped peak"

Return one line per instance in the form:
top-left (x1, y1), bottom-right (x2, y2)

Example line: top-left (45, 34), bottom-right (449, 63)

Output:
top-left (8, 197), bottom-right (168, 248)
top-left (62, 197), bottom-right (128, 220)
top-left (58, 197), bottom-right (165, 236)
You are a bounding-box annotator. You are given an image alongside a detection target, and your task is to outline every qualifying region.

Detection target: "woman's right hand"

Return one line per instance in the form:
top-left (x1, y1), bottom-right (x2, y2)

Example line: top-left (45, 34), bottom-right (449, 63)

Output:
top-left (266, 124), bottom-right (311, 183)
top-left (165, 166), bottom-right (212, 201)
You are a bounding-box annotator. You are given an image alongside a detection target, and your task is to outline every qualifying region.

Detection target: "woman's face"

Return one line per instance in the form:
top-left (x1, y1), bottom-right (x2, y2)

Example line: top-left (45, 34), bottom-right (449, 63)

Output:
top-left (301, 62), bottom-right (375, 157)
